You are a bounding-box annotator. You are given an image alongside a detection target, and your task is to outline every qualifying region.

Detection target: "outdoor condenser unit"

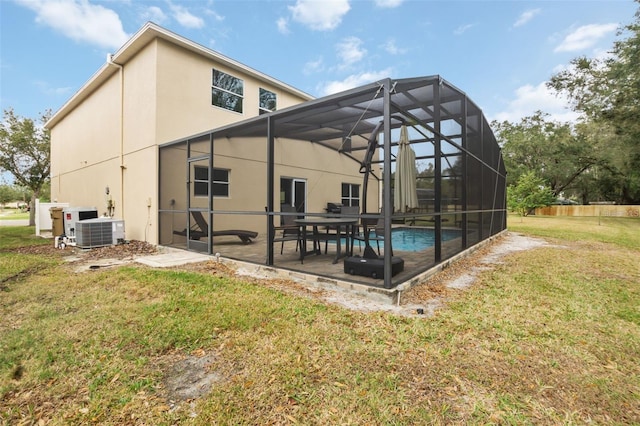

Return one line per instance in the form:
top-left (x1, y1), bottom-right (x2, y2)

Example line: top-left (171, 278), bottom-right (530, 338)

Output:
top-left (75, 218), bottom-right (125, 249)
top-left (62, 207), bottom-right (98, 236)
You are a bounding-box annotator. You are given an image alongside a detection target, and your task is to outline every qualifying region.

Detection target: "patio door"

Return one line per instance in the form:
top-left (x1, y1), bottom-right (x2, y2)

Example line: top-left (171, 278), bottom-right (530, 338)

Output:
top-left (280, 177), bottom-right (306, 214)
top-left (188, 156), bottom-right (209, 253)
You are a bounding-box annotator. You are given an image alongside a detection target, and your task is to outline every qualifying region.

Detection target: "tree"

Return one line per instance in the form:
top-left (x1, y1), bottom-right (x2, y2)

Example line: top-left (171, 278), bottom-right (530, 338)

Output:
top-left (0, 108), bottom-right (51, 225)
top-left (507, 172), bottom-right (555, 217)
top-left (548, 3), bottom-right (640, 203)
top-left (0, 184), bottom-right (22, 208)
top-left (493, 112), bottom-right (599, 198)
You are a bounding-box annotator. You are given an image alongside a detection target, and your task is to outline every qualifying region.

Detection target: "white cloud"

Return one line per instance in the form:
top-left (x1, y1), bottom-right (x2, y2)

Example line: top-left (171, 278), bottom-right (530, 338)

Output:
top-left (382, 38), bottom-right (407, 55)
top-left (33, 80), bottom-right (73, 97)
top-left (374, 0), bottom-right (403, 8)
top-left (277, 17), bottom-right (289, 34)
top-left (204, 8), bottom-right (225, 22)
top-left (319, 69), bottom-right (392, 96)
top-left (15, 0), bottom-right (129, 50)
top-left (141, 6), bottom-right (167, 24)
top-left (336, 37), bottom-right (366, 68)
top-left (513, 8), bottom-right (540, 28)
top-left (454, 23), bottom-right (476, 36)
top-left (554, 23), bottom-right (618, 53)
top-left (288, 0), bottom-right (350, 31)
top-left (169, 3), bottom-right (204, 29)
top-left (492, 81), bottom-right (579, 123)
top-left (303, 56), bottom-right (324, 75)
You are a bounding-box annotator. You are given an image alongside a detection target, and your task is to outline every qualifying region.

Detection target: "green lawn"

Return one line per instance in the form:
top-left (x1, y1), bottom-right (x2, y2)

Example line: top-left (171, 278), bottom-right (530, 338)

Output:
top-left (0, 210), bottom-right (29, 220)
top-left (1, 217), bottom-right (639, 424)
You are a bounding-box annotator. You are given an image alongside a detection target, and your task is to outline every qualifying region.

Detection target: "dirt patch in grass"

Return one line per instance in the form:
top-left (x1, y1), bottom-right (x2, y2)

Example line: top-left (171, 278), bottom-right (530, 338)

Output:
top-left (160, 348), bottom-right (227, 416)
top-left (0, 265), bottom-right (49, 290)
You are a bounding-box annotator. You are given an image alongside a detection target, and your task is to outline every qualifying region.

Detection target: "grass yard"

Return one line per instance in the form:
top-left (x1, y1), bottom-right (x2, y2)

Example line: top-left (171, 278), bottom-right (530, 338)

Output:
top-left (1, 218), bottom-right (639, 425)
top-left (0, 210), bottom-right (29, 221)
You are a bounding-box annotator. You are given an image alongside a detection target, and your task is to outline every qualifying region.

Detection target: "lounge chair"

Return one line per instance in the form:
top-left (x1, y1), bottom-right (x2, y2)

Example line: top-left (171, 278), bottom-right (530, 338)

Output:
top-left (173, 211), bottom-right (258, 244)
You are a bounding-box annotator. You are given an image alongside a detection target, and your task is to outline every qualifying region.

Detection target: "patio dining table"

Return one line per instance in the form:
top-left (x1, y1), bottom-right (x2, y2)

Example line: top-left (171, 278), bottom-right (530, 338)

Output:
top-left (294, 217), bottom-right (358, 264)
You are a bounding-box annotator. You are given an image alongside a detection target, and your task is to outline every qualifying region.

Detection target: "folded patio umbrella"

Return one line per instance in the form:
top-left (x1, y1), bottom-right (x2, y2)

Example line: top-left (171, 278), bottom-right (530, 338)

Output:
top-left (394, 125), bottom-right (418, 213)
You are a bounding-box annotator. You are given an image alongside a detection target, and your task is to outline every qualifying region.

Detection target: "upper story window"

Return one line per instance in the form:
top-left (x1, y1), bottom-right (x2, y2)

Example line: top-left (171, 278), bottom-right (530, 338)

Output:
top-left (212, 69), bottom-right (243, 113)
top-left (341, 183), bottom-right (360, 207)
top-left (194, 166), bottom-right (230, 197)
top-left (259, 88), bottom-right (277, 114)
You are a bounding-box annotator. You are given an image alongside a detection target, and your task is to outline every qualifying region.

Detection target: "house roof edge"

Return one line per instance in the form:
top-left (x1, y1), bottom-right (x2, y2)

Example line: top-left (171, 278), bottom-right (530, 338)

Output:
top-left (46, 22), bottom-right (314, 129)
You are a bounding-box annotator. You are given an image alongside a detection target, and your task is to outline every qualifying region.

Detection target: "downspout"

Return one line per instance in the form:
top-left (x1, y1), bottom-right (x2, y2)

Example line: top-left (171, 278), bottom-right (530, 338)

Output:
top-left (107, 53), bottom-right (124, 219)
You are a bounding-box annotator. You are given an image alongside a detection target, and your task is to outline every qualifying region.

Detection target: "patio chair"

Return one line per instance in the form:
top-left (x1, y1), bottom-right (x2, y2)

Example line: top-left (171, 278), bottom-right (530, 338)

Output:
top-left (173, 211), bottom-right (258, 244)
top-left (351, 215), bottom-right (392, 256)
top-left (322, 205), bottom-right (359, 253)
top-left (271, 204), bottom-right (301, 254)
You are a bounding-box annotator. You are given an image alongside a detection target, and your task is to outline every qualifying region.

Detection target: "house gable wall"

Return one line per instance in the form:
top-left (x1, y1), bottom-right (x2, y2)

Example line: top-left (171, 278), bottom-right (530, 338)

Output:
top-left (49, 66), bottom-right (123, 213)
top-left (50, 29), bottom-right (317, 244)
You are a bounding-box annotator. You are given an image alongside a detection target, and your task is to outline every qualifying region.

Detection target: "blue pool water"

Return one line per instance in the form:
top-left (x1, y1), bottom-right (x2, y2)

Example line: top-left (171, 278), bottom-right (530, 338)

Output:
top-left (386, 227), bottom-right (461, 252)
top-left (334, 227), bottom-right (461, 252)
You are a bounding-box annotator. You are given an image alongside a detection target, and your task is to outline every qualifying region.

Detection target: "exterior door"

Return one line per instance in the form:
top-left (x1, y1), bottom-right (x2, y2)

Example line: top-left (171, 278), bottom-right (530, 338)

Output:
top-left (188, 156), bottom-right (209, 253)
top-left (280, 177), bottom-right (306, 214)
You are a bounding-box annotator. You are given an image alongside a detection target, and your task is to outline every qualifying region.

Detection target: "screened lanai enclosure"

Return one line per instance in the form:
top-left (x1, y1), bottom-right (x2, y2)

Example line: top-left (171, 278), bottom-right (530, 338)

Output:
top-left (158, 76), bottom-right (506, 290)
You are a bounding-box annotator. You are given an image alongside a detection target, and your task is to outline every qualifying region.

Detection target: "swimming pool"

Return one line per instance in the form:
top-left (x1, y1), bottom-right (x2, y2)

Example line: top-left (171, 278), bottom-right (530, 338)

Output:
top-left (389, 227), bottom-right (461, 251)
top-left (346, 227), bottom-right (462, 252)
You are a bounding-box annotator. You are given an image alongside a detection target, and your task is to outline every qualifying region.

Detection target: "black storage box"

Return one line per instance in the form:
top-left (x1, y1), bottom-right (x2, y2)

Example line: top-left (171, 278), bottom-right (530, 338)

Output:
top-left (344, 256), bottom-right (404, 279)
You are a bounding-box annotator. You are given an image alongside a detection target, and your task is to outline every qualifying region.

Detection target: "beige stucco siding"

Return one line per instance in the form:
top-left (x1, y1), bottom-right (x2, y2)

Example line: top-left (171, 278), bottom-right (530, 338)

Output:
top-left (121, 147), bottom-right (158, 241)
top-left (273, 138), bottom-right (371, 214)
top-left (119, 41), bottom-right (159, 241)
top-left (51, 158), bottom-right (120, 212)
top-left (160, 135), bottom-right (378, 237)
top-left (49, 72), bottom-right (123, 211)
top-left (154, 39), bottom-right (310, 145)
top-left (122, 40), bottom-right (158, 155)
top-left (51, 23), bottom-right (367, 246)
top-left (155, 40), bottom-right (220, 142)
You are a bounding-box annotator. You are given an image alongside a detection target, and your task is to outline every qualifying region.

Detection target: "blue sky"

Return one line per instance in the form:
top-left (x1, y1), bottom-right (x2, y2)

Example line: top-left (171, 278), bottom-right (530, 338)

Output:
top-left (1, 0), bottom-right (637, 127)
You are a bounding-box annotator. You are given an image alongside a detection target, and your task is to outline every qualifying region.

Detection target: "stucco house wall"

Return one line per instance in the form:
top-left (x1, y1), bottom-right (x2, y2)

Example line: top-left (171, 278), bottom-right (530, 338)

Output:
top-left (49, 70), bottom-right (123, 213)
top-left (159, 134), bottom-right (376, 237)
top-left (48, 22), bottom-right (372, 244)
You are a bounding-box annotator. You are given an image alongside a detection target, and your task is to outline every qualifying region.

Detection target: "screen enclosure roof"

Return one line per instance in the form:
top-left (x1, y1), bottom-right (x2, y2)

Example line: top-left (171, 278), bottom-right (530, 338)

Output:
top-left (163, 75), bottom-right (491, 165)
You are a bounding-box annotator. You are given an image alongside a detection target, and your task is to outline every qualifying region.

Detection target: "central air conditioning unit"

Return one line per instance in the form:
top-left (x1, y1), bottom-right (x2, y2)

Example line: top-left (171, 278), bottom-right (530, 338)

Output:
top-left (75, 218), bottom-right (125, 249)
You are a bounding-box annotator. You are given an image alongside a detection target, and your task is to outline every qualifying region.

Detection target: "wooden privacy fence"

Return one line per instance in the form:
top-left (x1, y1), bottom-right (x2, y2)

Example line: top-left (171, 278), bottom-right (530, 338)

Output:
top-left (535, 205), bottom-right (640, 218)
